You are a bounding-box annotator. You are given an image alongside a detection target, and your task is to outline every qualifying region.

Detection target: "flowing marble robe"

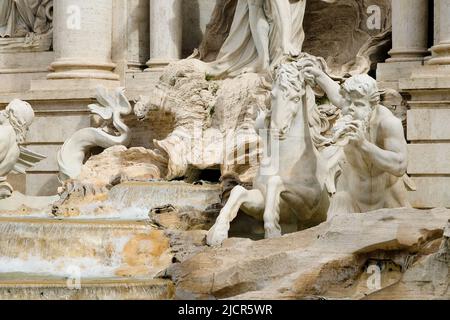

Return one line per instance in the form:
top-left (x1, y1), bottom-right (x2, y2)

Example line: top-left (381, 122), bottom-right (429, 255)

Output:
top-left (207, 0), bottom-right (335, 79)
top-left (0, 0), bottom-right (51, 38)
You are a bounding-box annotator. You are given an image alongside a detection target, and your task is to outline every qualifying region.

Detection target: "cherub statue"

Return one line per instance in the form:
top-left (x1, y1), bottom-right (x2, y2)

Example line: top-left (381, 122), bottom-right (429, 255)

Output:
top-left (0, 99), bottom-right (44, 199)
top-left (303, 67), bottom-right (410, 216)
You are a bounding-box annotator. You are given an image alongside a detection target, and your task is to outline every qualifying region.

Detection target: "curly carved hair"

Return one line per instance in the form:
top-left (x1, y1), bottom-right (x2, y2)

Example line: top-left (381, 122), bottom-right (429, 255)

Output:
top-left (341, 74), bottom-right (380, 106)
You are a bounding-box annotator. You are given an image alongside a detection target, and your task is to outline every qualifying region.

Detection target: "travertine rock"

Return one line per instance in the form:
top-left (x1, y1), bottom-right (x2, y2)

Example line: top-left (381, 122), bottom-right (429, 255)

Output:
top-left (74, 145), bottom-right (168, 190)
top-left (0, 0), bottom-right (53, 53)
top-left (0, 191), bottom-right (59, 216)
top-left (134, 58), bottom-right (269, 183)
top-left (365, 221), bottom-right (450, 300)
top-left (168, 208), bottom-right (450, 300)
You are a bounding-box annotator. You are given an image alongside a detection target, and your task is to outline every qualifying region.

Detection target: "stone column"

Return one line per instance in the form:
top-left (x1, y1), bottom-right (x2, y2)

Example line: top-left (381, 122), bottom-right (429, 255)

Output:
top-left (387, 0), bottom-right (429, 62)
top-left (399, 0), bottom-right (450, 209)
top-left (146, 0), bottom-right (182, 71)
top-left (428, 0), bottom-right (450, 65)
top-left (48, 0), bottom-right (119, 80)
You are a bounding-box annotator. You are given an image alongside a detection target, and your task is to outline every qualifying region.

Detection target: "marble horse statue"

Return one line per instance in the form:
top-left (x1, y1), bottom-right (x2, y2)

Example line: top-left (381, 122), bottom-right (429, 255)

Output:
top-left (207, 55), bottom-right (333, 246)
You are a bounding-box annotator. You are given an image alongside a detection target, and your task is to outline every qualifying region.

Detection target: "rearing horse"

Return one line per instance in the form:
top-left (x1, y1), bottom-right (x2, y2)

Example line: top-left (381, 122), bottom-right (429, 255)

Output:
top-left (207, 57), bottom-right (331, 246)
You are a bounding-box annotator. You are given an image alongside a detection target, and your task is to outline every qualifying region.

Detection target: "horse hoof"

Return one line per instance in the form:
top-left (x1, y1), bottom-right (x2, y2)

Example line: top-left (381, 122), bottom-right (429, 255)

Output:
top-left (206, 225), bottom-right (228, 246)
top-left (264, 224), bottom-right (282, 239)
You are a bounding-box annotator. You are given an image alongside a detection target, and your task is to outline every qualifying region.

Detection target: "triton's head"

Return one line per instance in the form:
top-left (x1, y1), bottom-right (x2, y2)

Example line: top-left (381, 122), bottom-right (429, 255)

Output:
top-left (340, 74), bottom-right (380, 122)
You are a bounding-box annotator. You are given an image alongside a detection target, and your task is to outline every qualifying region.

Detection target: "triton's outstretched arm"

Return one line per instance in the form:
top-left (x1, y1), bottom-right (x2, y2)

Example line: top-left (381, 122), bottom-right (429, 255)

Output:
top-left (303, 66), bottom-right (346, 108)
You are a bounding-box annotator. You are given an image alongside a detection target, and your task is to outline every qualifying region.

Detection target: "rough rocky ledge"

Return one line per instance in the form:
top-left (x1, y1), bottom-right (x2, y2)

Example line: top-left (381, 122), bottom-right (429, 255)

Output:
top-left (164, 208), bottom-right (450, 300)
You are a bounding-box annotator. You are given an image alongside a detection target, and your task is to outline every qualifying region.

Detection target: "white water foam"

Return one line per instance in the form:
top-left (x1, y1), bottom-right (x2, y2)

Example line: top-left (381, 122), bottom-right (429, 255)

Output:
top-left (0, 236), bottom-right (133, 278)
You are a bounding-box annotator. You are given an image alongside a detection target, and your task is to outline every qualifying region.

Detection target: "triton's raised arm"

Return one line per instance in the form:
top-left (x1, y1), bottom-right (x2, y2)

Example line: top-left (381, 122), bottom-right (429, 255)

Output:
top-left (303, 66), bottom-right (346, 108)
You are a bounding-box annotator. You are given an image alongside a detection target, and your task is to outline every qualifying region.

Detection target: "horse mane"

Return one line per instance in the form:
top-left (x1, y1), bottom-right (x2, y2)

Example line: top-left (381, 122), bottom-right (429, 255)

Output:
top-left (272, 55), bottom-right (334, 150)
top-left (274, 62), bottom-right (305, 96)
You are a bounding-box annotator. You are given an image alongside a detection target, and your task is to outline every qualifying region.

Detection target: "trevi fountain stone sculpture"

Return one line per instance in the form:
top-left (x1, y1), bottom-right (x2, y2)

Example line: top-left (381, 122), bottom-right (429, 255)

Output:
top-left (0, 0), bottom-right (53, 52)
top-left (0, 99), bottom-right (44, 199)
top-left (0, 0), bottom-right (448, 300)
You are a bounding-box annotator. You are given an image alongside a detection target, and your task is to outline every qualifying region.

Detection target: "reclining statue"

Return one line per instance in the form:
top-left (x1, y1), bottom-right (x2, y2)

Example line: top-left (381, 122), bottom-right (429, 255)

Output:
top-left (302, 66), bottom-right (410, 216)
top-left (0, 99), bottom-right (44, 199)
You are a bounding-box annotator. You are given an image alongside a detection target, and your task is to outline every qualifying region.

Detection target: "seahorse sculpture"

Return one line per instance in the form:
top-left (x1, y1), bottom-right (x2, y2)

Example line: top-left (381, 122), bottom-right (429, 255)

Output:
top-left (57, 86), bottom-right (132, 181)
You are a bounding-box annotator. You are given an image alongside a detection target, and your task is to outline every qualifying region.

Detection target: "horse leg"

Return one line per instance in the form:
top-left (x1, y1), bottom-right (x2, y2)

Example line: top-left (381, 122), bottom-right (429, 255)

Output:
top-left (207, 186), bottom-right (265, 246)
top-left (263, 176), bottom-right (284, 239)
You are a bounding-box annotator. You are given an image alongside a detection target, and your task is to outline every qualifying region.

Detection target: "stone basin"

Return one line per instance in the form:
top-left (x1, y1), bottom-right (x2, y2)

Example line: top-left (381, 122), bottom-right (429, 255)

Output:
top-left (0, 276), bottom-right (174, 300)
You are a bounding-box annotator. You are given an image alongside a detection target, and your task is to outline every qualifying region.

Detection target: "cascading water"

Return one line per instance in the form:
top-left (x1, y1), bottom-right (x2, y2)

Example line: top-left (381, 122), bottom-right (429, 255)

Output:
top-left (0, 181), bottom-right (222, 299)
top-left (0, 218), bottom-right (172, 278)
top-left (108, 181), bottom-right (222, 212)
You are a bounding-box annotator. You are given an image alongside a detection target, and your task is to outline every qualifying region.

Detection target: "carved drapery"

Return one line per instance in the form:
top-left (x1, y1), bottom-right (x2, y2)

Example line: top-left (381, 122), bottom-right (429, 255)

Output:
top-left (0, 0), bottom-right (53, 38)
top-left (199, 0), bottom-right (392, 77)
top-left (0, 0), bottom-right (53, 52)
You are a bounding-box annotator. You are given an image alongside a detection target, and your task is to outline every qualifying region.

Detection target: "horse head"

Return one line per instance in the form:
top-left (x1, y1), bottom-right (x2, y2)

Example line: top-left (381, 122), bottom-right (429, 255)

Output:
top-left (270, 62), bottom-right (306, 140)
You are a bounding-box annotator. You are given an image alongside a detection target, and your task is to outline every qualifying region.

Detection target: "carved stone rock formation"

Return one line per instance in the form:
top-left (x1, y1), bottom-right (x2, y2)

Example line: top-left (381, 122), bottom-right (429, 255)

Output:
top-left (134, 58), bottom-right (269, 183)
top-left (166, 208), bottom-right (450, 300)
top-left (74, 145), bottom-right (168, 192)
top-left (54, 146), bottom-right (168, 216)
